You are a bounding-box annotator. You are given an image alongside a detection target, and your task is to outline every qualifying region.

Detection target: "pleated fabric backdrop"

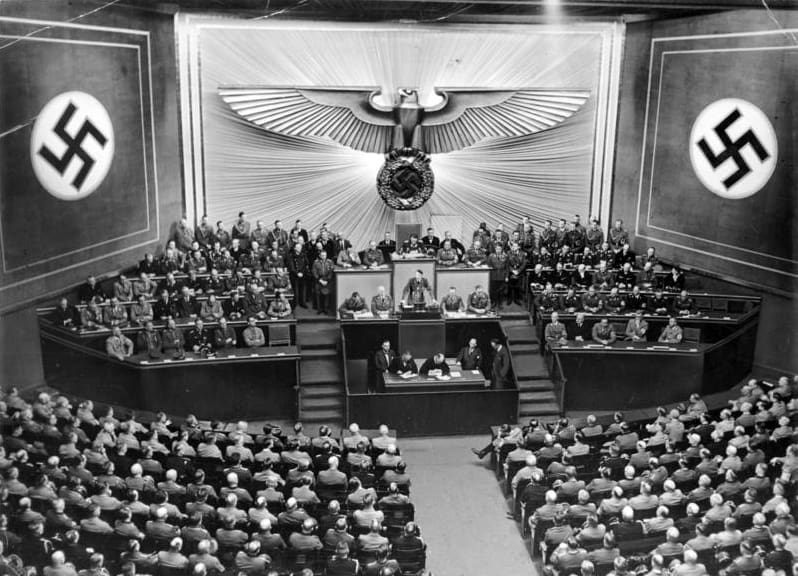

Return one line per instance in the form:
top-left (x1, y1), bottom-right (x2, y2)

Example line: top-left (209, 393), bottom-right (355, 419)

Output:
top-left (180, 19), bottom-right (618, 248)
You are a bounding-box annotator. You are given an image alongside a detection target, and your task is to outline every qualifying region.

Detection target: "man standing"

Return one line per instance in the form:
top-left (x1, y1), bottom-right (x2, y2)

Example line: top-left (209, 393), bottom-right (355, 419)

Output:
top-left (373, 340), bottom-right (395, 394)
top-left (490, 338), bottom-right (510, 389)
top-left (506, 242), bottom-right (527, 306)
top-left (608, 219), bottom-right (629, 253)
top-left (287, 243), bottom-right (310, 308)
top-left (231, 211), bottom-right (251, 249)
top-left (312, 250), bottom-right (335, 315)
top-left (456, 338), bottom-right (482, 371)
top-left (487, 244), bottom-right (508, 309)
top-left (195, 215), bottom-right (215, 252)
top-left (401, 270), bottom-right (432, 307)
top-left (106, 327), bottom-right (134, 361)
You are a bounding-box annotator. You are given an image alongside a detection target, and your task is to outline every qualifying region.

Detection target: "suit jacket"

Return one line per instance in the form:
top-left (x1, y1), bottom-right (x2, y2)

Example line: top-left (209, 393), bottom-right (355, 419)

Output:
top-left (419, 357), bottom-right (450, 376)
top-left (569, 321), bottom-right (592, 341)
top-left (492, 345), bottom-right (510, 385)
top-left (374, 349), bottom-right (396, 372)
top-left (456, 346), bottom-right (483, 371)
top-left (390, 358), bottom-right (417, 374)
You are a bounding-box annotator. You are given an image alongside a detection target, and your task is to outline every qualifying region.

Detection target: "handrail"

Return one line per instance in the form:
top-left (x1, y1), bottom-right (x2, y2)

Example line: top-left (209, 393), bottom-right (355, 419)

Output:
top-left (340, 330), bottom-right (350, 425)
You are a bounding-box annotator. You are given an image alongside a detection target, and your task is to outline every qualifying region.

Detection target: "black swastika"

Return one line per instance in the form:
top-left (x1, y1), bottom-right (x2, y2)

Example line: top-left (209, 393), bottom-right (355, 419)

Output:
top-left (696, 108), bottom-right (770, 190)
top-left (38, 101), bottom-right (108, 191)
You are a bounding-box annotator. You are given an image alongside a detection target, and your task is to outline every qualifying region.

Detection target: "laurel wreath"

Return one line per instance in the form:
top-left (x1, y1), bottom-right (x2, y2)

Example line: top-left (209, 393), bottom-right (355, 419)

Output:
top-left (376, 147), bottom-right (434, 211)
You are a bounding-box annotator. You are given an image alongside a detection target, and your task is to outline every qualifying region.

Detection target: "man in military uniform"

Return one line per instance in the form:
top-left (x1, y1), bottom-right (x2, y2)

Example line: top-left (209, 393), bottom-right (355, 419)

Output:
top-left (672, 290), bottom-right (695, 316)
top-left (593, 261), bottom-right (615, 290)
top-left (591, 317), bottom-right (617, 345)
top-left (560, 288), bottom-right (581, 313)
top-left (467, 285), bottom-right (491, 315)
top-left (214, 317), bottom-right (237, 349)
top-left (338, 291), bottom-right (367, 315)
top-left (312, 250), bottom-right (335, 315)
top-left (224, 291), bottom-right (246, 320)
top-left (581, 285), bottom-right (603, 314)
top-left (440, 286), bottom-right (465, 313)
top-left (238, 242), bottom-right (263, 274)
top-left (464, 239), bottom-right (487, 267)
top-left (604, 287), bottom-right (626, 314)
top-left (287, 243), bottom-right (310, 308)
top-left (161, 317), bottom-right (185, 357)
top-left (267, 292), bottom-right (293, 319)
top-left (400, 234), bottom-right (424, 257)
top-left (519, 221), bottom-right (536, 258)
top-left (616, 243), bottom-right (636, 269)
top-left (203, 269), bottom-right (228, 296)
top-left (543, 312), bottom-right (568, 346)
top-left (250, 220), bottom-right (269, 249)
top-left (186, 319), bottom-right (214, 355)
top-left (658, 317), bottom-right (683, 344)
top-left (571, 264), bottom-right (592, 290)
top-left (625, 311), bottom-right (649, 342)
top-left (507, 242), bottom-right (527, 306)
top-left (608, 219), bottom-right (629, 253)
top-left (442, 230), bottom-right (465, 257)
top-left (596, 242), bottom-right (615, 268)
top-left (456, 338), bottom-right (482, 371)
top-left (536, 284), bottom-right (560, 313)
top-left (377, 232), bottom-right (396, 263)
top-left (638, 261), bottom-right (659, 290)
top-left (401, 270), bottom-right (432, 307)
top-left (194, 215), bottom-right (215, 252)
top-left (231, 211), bottom-right (251, 249)
top-left (556, 245), bottom-right (575, 268)
top-left (106, 326), bottom-right (134, 361)
top-left (243, 283), bottom-right (268, 320)
top-left (586, 218), bottom-right (604, 250)
top-left (243, 317), bottom-right (266, 348)
top-left (648, 289), bottom-right (671, 315)
top-left (370, 286), bottom-right (393, 316)
top-left (363, 241), bottom-right (385, 268)
top-left (537, 246), bottom-right (555, 268)
top-left (616, 262), bottom-right (637, 289)
top-left (574, 246), bottom-right (596, 268)
top-left (271, 267), bottom-right (291, 293)
top-left (538, 220), bottom-right (557, 253)
top-left (214, 220), bottom-right (231, 248)
top-left (436, 240), bottom-right (459, 267)
top-left (568, 215), bottom-right (588, 253)
top-left (487, 244), bottom-right (508, 309)
top-left (137, 321), bottom-right (162, 359)
top-left (554, 219), bottom-right (569, 250)
top-left (266, 219), bottom-right (289, 250)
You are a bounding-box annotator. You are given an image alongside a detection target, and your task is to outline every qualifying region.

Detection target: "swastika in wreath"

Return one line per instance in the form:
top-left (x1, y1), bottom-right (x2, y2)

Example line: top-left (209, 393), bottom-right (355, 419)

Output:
top-left (377, 147), bottom-right (434, 210)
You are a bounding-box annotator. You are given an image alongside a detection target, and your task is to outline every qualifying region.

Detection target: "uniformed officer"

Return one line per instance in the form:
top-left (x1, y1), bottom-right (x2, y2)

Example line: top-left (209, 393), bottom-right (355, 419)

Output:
top-left (242, 317), bottom-right (266, 348)
top-left (464, 240), bottom-right (487, 267)
top-left (186, 319), bottom-right (214, 355)
top-left (554, 218), bottom-right (569, 250)
top-left (529, 264), bottom-right (549, 291)
top-left (536, 284), bottom-right (560, 312)
top-left (267, 292), bottom-right (293, 319)
top-left (568, 215), bottom-right (588, 253)
top-left (106, 326), bottom-right (134, 361)
top-left (370, 286), bottom-right (393, 316)
top-left (137, 322), bottom-right (162, 359)
top-left (487, 244), bottom-right (508, 308)
top-left (441, 286), bottom-right (465, 313)
top-left (560, 288), bottom-right (581, 313)
top-left (648, 290), bottom-right (671, 315)
top-left (604, 287), bottom-right (626, 314)
top-left (586, 217), bottom-right (604, 250)
top-left (467, 285), bottom-right (491, 315)
top-left (507, 242), bottom-right (527, 305)
top-left (571, 264), bottom-right (592, 290)
top-left (626, 285), bottom-right (646, 312)
top-left (401, 270), bottom-right (431, 307)
top-left (616, 262), bottom-right (637, 289)
top-left (338, 292), bottom-right (366, 315)
top-left (591, 318), bottom-right (617, 345)
top-left (312, 250), bottom-right (335, 315)
top-left (538, 220), bottom-right (557, 253)
top-left (581, 285), bottom-right (603, 314)
top-left (608, 219), bottom-right (629, 252)
top-left (672, 290), bottom-right (695, 316)
top-left (544, 312), bottom-right (568, 347)
top-left (658, 317), bottom-right (683, 344)
top-left (556, 245), bottom-right (575, 268)
top-left (551, 262), bottom-right (572, 290)
top-left (243, 283), bottom-right (268, 320)
top-left (436, 240), bottom-right (459, 267)
top-left (363, 241), bottom-right (385, 268)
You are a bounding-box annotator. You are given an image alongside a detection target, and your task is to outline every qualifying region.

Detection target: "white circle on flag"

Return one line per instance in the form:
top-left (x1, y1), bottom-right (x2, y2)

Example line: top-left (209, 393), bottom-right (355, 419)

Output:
top-left (689, 98), bottom-right (777, 200)
top-left (30, 91), bottom-right (114, 201)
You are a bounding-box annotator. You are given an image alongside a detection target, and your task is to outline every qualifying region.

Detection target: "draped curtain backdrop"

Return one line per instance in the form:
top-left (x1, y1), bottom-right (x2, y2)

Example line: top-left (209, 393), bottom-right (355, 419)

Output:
top-left (180, 19), bottom-right (617, 248)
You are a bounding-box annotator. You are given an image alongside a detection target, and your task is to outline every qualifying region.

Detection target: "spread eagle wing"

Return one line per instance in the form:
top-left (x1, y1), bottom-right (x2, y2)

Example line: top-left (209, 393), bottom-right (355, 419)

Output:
top-left (421, 89), bottom-right (591, 155)
top-left (218, 86), bottom-right (396, 154)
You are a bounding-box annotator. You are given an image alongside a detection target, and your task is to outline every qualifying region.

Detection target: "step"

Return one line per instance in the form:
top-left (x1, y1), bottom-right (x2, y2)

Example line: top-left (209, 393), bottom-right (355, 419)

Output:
top-left (300, 359), bottom-right (343, 384)
top-left (519, 390), bottom-right (558, 404)
top-left (517, 380), bottom-right (556, 392)
top-left (301, 348), bottom-right (338, 359)
top-left (519, 403), bottom-right (561, 418)
top-left (297, 408), bottom-right (345, 422)
top-left (511, 353), bottom-right (550, 380)
top-left (297, 325), bottom-right (339, 349)
top-left (300, 396), bottom-right (344, 410)
top-left (300, 384), bottom-right (344, 398)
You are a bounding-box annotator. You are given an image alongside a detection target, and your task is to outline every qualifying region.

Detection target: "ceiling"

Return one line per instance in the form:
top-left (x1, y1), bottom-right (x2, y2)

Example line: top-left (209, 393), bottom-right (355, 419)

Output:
top-left (121, 0), bottom-right (798, 23)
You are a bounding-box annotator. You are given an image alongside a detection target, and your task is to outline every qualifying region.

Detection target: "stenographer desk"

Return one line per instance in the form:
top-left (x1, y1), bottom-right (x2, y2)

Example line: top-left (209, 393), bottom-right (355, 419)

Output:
top-left (340, 311), bottom-right (517, 436)
top-left (38, 318), bottom-right (300, 420)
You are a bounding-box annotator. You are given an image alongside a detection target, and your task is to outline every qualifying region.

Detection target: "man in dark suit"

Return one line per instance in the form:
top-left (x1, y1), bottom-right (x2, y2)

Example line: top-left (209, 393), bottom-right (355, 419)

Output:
top-left (372, 340), bottom-right (396, 394)
top-left (377, 232), bottom-right (396, 263)
top-left (419, 353), bottom-right (450, 376)
top-left (51, 298), bottom-right (78, 328)
top-left (456, 338), bottom-right (483, 371)
top-left (490, 338), bottom-right (510, 389)
top-left (569, 313), bottom-right (592, 342)
top-left (390, 351), bottom-right (417, 375)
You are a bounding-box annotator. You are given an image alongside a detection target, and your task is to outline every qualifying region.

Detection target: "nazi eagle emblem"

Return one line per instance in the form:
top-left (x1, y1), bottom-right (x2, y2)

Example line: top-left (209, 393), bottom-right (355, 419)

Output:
top-left (220, 86), bottom-right (590, 210)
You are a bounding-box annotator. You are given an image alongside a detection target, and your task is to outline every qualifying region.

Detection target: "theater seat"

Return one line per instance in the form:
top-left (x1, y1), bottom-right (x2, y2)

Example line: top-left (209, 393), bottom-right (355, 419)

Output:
top-left (268, 324), bottom-right (291, 346)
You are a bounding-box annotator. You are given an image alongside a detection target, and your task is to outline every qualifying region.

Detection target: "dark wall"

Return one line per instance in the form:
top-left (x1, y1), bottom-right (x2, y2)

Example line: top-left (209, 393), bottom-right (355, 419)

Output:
top-left (613, 10), bottom-right (797, 374)
top-left (0, 1), bottom-right (183, 389)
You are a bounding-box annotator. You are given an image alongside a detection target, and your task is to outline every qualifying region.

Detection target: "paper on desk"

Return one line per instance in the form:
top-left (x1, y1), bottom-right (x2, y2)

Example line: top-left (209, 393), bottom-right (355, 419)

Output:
top-left (277, 352), bottom-right (285, 356)
top-left (400, 372), bottom-right (415, 379)
top-left (471, 370), bottom-right (480, 375)
top-left (450, 371), bottom-right (462, 378)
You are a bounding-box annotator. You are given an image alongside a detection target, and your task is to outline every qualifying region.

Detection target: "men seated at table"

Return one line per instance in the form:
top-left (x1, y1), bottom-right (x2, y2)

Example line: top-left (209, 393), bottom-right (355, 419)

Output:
top-left (186, 319), bottom-right (214, 356)
top-left (464, 239), bottom-right (487, 267)
top-left (391, 350), bottom-right (418, 376)
top-left (673, 290), bottom-right (695, 316)
top-left (436, 239), bottom-right (459, 267)
top-left (339, 291), bottom-right (367, 316)
top-left (467, 285), bottom-right (491, 314)
top-left (658, 316), bottom-right (683, 344)
top-left (419, 353), bottom-right (450, 376)
top-left (214, 317), bottom-right (237, 349)
top-left (371, 286), bottom-right (393, 316)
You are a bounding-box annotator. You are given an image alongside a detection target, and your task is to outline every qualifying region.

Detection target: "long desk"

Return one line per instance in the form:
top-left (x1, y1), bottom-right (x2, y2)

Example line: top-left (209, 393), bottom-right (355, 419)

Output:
top-left (550, 313), bottom-right (758, 412)
top-left (341, 316), bottom-right (517, 436)
top-left (38, 319), bottom-right (300, 420)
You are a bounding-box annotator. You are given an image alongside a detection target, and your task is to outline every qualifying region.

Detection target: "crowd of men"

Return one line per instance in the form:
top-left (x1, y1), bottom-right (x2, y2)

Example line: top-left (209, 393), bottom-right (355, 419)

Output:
top-left (0, 388), bottom-right (427, 576)
top-left (478, 375), bottom-right (798, 575)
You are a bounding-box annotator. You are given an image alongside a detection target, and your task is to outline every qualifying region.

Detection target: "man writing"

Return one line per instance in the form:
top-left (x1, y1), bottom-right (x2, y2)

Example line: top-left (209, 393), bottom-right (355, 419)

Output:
top-left (420, 353), bottom-right (450, 376)
top-left (391, 351), bottom-right (417, 376)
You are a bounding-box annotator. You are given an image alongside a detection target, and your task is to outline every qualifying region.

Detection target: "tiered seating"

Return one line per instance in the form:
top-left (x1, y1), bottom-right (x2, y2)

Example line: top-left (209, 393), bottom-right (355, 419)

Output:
top-left (488, 375), bottom-right (798, 575)
top-left (0, 390), bottom-right (428, 576)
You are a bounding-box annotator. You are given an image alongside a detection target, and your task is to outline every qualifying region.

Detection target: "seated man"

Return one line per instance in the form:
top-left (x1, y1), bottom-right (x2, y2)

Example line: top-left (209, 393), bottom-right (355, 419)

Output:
top-left (104, 297), bottom-right (129, 328)
top-left (569, 312), bottom-right (591, 342)
top-left (362, 241), bottom-right (385, 268)
top-left (130, 294), bottom-right (154, 326)
top-left (440, 286), bottom-right (465, 313)
top-left (267, 292), bottom-right (292, 318)
top-left (137, 321), bottom-right (163, 359)
top-left (591, 317), bottom-right (617, 345)
top-left (51, 297), bottom-right (78, 328)
top-left (672, 290), bottom-right (695, 316)
top-left (186, 319), bottom-right (214, 355)
top-left (658, 317), bottom-right (683, 344)
top-left (370, 286), bottom-right (393, 316)
top-left (338, 291), bottom-right (367, 315)
top-left (436, 240), bottom-right (459, 267)
top-left (391, 351), bottom-right (418, 376)
top-left (464, 239), bottom-right (487, 267)
top-left (242, 317), bottom-right (266, 348)
top-left (467, 285), bottom-right (491, 314)
top-left (419, 353), bottom-right (450, 376)
top-left (214, 317), bottom-right (237, 350)
top-left (106, 326), bottom-right (134, 361)
top-left (545, 311), bottom-right (568, 347)
top-left (624, 311), bottom-right (648, 342)
top-left (455, 338), bottom-right (482, 371)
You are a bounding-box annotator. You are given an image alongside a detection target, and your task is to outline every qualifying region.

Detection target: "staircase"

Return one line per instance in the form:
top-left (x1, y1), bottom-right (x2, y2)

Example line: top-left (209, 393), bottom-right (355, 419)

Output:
top-left (297, 317), bottom-right (345, 428)
top-left (501, 313), bottom-right (561, 422)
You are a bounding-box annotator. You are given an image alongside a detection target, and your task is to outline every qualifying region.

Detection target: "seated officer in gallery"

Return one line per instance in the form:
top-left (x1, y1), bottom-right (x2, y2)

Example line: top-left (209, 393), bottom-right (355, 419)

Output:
top-left (467, 285), bottom-right (491, 315)
top-left (370, 286), bottom-right (393, 316)
top-left (391, 351), bottom-right (418, 376)
top-left (440, 286), bottom-right (465, 313)
top-left (339, 292), bottom-right (367, 316)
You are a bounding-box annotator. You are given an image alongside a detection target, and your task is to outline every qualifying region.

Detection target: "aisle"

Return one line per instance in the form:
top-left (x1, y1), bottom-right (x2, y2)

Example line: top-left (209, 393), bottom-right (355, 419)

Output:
top-left (399, 435), bottom-right (539, 576)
